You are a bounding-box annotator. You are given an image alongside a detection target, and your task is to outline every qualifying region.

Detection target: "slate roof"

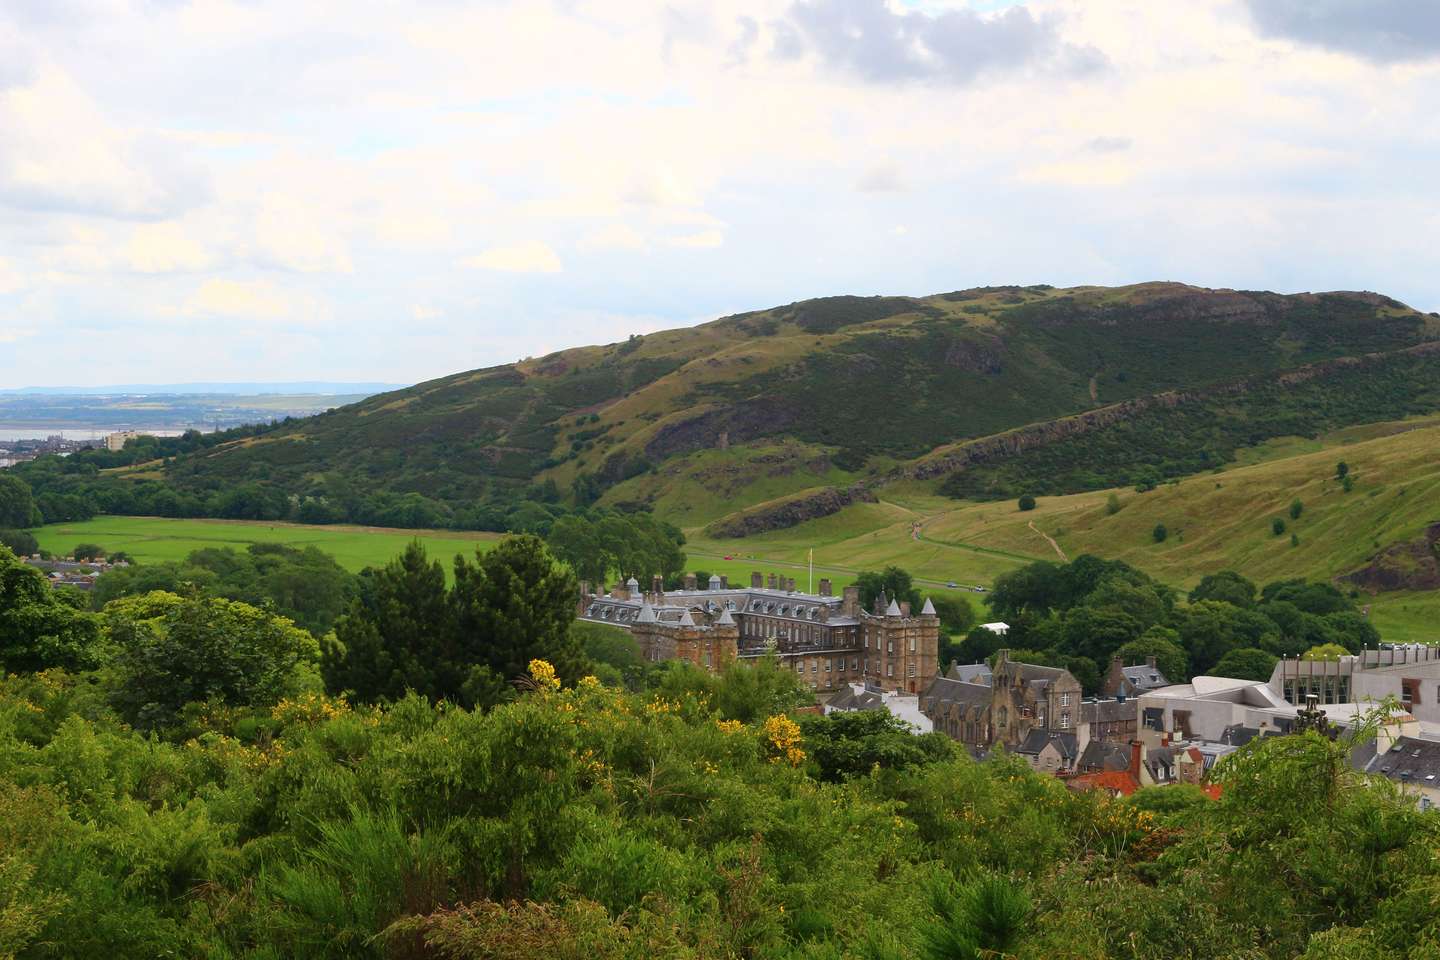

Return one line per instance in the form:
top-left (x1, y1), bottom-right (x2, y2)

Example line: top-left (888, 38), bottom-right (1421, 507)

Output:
top-left (948, 662), bottom-right (993, 685)
top-left (827, 686), bottom-right (885, 712)
top-left (1082, 698), bottom-right (1134, 725)
top-left (1122, 664), bottom-right (1170, 692)
top-left (922, 676), bottom-right (992, 709)
top-left (1357, 736), bottom-right (1440, 788)
top-left (1016, 729), bottom-right (1079, 761)
top-left (1077, 740), bottom-right (1132, 773)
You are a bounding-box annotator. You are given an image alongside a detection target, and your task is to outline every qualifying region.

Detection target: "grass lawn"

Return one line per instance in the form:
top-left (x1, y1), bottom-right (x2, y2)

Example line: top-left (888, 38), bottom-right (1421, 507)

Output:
top-left (30, 516), bottom-right (498, 573)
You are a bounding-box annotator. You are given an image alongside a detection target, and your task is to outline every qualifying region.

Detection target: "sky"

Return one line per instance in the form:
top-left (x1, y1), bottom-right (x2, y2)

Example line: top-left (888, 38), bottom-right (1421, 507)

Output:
top-left (1, 0), bottom-right (1438, 388)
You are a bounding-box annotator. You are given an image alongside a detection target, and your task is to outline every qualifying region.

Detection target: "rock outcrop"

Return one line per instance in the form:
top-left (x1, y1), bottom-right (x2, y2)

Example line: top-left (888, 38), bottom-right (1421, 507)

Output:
top-left (1342, 523), bottom-right (1440, 593)
top-left (705, 485), bottom-right (877, 538)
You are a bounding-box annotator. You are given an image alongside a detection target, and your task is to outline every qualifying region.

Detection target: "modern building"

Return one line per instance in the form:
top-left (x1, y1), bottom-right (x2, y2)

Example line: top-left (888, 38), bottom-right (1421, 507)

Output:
top-left (1270, 646), bottom-right (1440, 725)
top-left (577, 571), bottom-right (940, 695)
top-left (105, 430), bottom-right (142, 452)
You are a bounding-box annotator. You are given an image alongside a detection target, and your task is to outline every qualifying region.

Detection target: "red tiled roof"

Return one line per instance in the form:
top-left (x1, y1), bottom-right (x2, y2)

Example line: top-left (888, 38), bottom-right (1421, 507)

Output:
top-left (1068, 770), bottom-right (1139, 797)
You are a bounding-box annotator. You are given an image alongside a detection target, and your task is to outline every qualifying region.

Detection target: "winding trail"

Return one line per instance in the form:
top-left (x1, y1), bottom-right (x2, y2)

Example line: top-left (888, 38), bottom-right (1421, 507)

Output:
top-left (1028, 521), bottom-right (1069, 562)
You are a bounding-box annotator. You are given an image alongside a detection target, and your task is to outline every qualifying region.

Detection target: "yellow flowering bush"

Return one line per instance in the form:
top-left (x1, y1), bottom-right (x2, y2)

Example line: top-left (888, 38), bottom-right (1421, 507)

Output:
top-left (762, 714), bottom-right (806, 767)
top-left (528, 659), bottom-right (561, 692)
top-left (271, 691), bottom-right (351, 727)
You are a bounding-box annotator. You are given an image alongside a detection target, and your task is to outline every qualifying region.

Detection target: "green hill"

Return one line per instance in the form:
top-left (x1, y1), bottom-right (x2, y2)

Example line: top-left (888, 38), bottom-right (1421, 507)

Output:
top-left (111, 282), bottom-right (1440, 524)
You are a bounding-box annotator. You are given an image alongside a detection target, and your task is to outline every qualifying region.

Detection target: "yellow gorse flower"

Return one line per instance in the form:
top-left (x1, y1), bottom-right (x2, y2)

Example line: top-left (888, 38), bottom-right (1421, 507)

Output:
top-left (762, 714), bottom-right (806, 766)
top-left (528, 659), bottom-right (561, 692)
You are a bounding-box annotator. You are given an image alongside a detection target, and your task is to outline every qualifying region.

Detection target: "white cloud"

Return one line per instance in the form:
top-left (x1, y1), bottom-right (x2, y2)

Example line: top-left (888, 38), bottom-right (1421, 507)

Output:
top-left (2, 0), bottom-right (1440, 385)
top-left (667, 229), bottom-right (725, 249)
top-left (182, 278), bottom-right (332, 327)
top-left (579, 223), bottom-right (648, 252)
top-left (0, 257), bottom-right (25, 294)
top-left (461, 241), bottom-right (563, 274)
top-left (125, 222), bottom-right (212, 273)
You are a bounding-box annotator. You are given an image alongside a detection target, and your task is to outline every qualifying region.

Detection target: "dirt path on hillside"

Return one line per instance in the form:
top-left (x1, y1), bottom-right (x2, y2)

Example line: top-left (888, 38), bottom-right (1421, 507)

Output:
top-left (1028, 521), bottom-right (1068, 561)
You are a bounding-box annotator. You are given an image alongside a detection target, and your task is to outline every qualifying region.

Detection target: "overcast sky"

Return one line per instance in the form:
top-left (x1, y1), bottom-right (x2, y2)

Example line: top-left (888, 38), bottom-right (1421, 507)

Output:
top-left (1, 0), bottom-right (1438, 387)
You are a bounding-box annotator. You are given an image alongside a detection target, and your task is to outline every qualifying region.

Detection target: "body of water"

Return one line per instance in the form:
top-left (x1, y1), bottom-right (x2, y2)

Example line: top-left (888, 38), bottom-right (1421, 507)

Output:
top-left (0, 426), bottom-right (187, 442)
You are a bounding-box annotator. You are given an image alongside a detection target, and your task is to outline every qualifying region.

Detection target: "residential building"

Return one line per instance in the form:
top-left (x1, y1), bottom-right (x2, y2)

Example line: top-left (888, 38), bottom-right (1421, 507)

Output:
top-left (1101, 655), bottom-right (1169, 699)
top-left (1015, 729), bottom-right (1080, 775)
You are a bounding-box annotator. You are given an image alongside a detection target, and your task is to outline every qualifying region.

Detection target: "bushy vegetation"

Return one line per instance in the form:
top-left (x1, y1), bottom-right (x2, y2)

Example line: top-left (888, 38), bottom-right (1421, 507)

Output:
top-left (0, 633), bottom-right (1434, 955)
top-left (92, 542), bottom-right (359, 635)
top-left (941, 350), bottom-right (1440, 500)
top-left (3, 535), bottom-right (1439, 957)
top-left (952, 555), bottom-right (1378, 693)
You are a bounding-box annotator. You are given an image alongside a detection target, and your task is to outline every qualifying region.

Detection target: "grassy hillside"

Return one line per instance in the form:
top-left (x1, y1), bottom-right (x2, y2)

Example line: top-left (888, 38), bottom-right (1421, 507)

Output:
top-left (116, 283), bottom-right (1437, 520)
top-left (689, 415), bottom-right (1440, 642)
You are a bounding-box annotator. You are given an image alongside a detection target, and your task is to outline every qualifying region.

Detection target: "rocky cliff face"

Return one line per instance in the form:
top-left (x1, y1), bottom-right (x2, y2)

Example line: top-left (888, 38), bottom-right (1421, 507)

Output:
top-left (705, 485), bottom-right (877, 538)
top-left (1343, 523), bottom-right (1440, 593)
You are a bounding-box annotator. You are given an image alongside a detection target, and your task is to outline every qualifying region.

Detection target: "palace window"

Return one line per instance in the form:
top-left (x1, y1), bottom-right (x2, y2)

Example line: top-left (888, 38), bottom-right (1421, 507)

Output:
top-left (909, 636), bottom-right (915, 652)
top-left (825, 658), bottom-right (832, 671)
top-left (1060, 711), bottom-right (1070, 728)
top-left (1060, 693), bottom-right (1071, 707)
top-left (887, 641), bottom-right (893, 654)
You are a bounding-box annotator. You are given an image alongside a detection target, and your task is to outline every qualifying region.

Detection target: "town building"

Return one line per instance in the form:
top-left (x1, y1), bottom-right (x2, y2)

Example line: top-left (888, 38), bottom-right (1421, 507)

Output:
top-left (1101, 655), bottom-right (1169, 699)
top-left (920, 651), bottom-right (1085, 751)
top-left (576, 572), bottom-right (940, 695)
top-left (1270, 645), bottom-right (1440, 725)
top-left (105, 430), bottom-right (143, 452)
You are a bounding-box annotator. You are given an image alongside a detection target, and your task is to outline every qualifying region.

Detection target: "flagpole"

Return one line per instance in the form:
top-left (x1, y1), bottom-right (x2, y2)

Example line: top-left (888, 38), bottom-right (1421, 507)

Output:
top-left (808, 548), bottom-right (813, 594)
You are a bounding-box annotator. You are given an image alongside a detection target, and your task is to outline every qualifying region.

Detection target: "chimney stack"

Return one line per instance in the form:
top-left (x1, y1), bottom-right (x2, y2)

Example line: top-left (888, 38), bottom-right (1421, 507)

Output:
top-left (751, 571), bottom-right (763, 589)
top-left (818, 578), bottom-right (832, 596)
top-left (767, 573), bottom-right (778, 590)
top-left (684, 573), bottom-right (697, 591)
top-left (1129, 740), bottom-right (1143, 782)
top-left (651, 575), bottom-right (663, 597)
top-left (900, 601), bottom-right (911, 617)
top-left (842, 585), bottom-right (860, 617)
top-left (720, 575), bottom-right (729, 589)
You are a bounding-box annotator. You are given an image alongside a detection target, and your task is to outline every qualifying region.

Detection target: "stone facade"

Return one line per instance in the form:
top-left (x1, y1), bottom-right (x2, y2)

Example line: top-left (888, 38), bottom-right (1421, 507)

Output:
top-left (921, 651), bottom-right (1090, 752)
top-left (577, 572), bottom-right (940, 695)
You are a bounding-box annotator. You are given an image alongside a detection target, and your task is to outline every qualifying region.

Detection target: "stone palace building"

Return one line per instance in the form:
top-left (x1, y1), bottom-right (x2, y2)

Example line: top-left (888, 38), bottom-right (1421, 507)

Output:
top-left (577, 570), bottom-right (940, 694)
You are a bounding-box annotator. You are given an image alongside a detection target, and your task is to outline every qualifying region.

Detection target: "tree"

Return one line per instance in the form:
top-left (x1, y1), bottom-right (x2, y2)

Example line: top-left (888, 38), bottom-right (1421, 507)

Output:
top-left (1189, 570), bottom-right (1257, 608)
top-left (1113, 627), bottom-right (1188, 684)
top-left (1271, 518), bottom-right (1287, 536)
top-left (1152, 523), bottom-right (1167, 543)
top-left (1060, 606), bottom-right (1143, 664)
top-left (986, 561), bottom-right (1064, 620)
top-left (1212, 647), bottom-right (1278, 681)
top-left (1323, 610), bottom-right (1381, 653)
top-left (1177, 600), bottom-right (1278, 675)
top-left (0, 529), bottom-right (38, 556)
top-left (1336, 461), bottom-right (1349, 480)
top-left (105, 591), bottom-right (320, 730)
top-left (798, 710), bottom-right (953, 782)
top-left (324, 541), bottom-right (456, 705)
top-left (451, 534), bottom-right (585, 702)
top-left (856, 566), bottom-right (920, 612)
top-left (1289, 499), bottom-right (1304, 520)
top-left (0, 475), bottom-right (40, 529)
top-left (1105, 493), bottom-right (1122, 516)
top-left (928, 595), bottom-right (976, 636)
top-left (0, 545), bottom-right (103, 672)
top-left (1301, 643), bottom-right (1349, 662)
top-left (1017, 495), bottom-right (1036, 512)
top-left (71, 543), bottom-right (105, 562)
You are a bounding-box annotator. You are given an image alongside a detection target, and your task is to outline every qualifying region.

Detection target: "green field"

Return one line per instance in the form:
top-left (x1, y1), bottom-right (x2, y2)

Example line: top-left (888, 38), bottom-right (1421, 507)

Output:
top-left (31, 517), bottom-right (498, 572)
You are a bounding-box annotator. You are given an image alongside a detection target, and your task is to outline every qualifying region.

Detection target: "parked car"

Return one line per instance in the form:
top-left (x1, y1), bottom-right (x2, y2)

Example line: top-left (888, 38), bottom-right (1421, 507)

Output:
top-left (946, 581), bottom-right (958, 588)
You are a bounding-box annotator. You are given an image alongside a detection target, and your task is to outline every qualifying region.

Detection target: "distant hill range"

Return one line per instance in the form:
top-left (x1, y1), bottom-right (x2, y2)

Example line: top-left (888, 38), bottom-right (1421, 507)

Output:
top-left (1, 382), bottom-right (406, 396)
top-left (112, 282), bottom-right (1440, 531)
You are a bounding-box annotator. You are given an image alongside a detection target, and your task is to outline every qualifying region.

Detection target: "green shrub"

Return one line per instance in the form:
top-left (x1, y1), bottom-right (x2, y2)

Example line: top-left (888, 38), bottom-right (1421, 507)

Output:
top-left (1018, 495), bottom-right (1037, 512)
top-left (1152, 524), bottom-right (1168, 543)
